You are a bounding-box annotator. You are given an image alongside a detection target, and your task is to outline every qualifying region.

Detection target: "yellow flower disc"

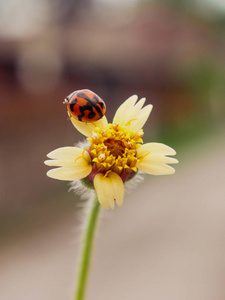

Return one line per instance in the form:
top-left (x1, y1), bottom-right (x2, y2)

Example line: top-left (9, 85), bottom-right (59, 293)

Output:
top-left (87, 123), bottom-right (144, 175)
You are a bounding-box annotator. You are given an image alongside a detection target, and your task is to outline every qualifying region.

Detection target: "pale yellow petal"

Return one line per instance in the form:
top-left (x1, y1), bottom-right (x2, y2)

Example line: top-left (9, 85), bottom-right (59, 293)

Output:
top-left (70, 116), bottom-right (108, 137)
top-left (93, 172), bottom-right (124, 209)
top-left (46, 164), bottom-right (92, 181)
top-left (137, 143), bottom-right (176, 157)
top-left (120, 98), bottom-right (147, 127)
top-left (137, 142), bottom-right (177, 175)
top-left (137, 161), bottom-right (175, 175)
top-left (133, 97), bottom-right (146, 110)
top-left (128, 104), bottom-right (153, 132)
top-left (93, 173), bottom-right (111, 209)
top-left (45, 159), bottom-right (66, 167)
top-left (47, 147), bottom-right (86, 160)
top-left (44, 156), bottom-right (91, 167)
top-left (45, 146), bottom-right (92, 180)
top-left (113, 95), bottom-right (138, 125)
top-left (113, 95), bottom-right (152, 132)
top-left (125, 98), bottom-right (147, 122)
top-left (45, 147), bottom-right (91, 167)
top-left (142, 156), bottom-right (179, 164)
top-left (111, 173), bottom-right (124, 207)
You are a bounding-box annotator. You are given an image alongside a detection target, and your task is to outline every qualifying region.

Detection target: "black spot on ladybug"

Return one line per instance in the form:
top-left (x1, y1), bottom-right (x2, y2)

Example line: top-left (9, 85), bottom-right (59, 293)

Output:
top-left (78, 105), bottom-right (96, 121)
top-left (69, 98), bottom-right (77, 113)
top-left (99, 102), bottom-right (104, 109)
top-left (88, 111), bottom-right (96, 119)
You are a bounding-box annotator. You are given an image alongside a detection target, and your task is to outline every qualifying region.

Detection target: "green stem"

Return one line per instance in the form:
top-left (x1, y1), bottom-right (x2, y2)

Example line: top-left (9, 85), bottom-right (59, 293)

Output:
top-left (75, 197), bottom-right (101, 300)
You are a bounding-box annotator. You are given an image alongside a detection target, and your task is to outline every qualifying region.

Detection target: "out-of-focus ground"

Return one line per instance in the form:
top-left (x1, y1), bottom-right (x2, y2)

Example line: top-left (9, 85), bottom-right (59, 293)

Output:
top-left (1, 131), bottom-right (225, 300)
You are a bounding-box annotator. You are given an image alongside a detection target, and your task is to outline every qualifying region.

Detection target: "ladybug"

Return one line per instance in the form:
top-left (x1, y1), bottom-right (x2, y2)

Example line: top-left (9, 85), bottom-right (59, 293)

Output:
top-left (63, 89), bottom-right (106, 123)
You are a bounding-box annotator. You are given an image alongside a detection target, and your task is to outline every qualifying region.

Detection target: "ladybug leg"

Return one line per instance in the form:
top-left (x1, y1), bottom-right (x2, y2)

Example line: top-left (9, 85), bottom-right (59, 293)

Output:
top-left (67, 111), bottom-right (73, 121)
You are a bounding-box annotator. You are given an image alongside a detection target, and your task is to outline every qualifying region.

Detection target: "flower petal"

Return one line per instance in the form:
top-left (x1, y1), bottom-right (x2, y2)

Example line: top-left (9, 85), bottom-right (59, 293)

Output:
top-left (113, 95), bottom-right (152, 132)
top-left (46, 164), bottom-right (92, 181)
top-left (137, 161), bottom-right (176, 175)
top-left (113, 95), bottom-right (138, 125)
top-left (45, 146), bottom-right (92, 181)
top-left (128, 104), bottom-right (153, 132)
top-left (143, 155), bottom-right (178, 164)
top-left (70, 116), bottom-right (108, 137)
top-left (93, 172), bottom-right (124, 209)
top-left (46, 147), bottom-right (90, 160)
top-left (133, 97), bottom-right (146, 110)
top-left (136, 143), bottom-right (178, 175)
top-left (122, 97), bottom-right (146, 122)
top-left (137, 143), bottom-right (176, 157)
top-left (44, 157), bottom-right (91, 167)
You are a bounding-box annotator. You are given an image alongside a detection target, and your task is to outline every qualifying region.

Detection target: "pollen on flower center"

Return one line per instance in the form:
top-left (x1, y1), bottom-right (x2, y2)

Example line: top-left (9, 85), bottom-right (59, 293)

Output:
top-left (87, 123), bottom-right (144, 176)
top-left (104, 138), bottom-right (125, 157)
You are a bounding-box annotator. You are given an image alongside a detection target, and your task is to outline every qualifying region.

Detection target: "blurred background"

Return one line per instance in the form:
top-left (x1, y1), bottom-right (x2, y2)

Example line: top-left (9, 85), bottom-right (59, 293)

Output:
top-left (0, 0), bottom-right (225, 299)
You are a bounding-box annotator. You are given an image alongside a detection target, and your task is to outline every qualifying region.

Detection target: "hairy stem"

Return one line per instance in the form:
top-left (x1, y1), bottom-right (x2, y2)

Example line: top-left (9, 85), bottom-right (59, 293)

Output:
top-left (75, 197), bottom-right (101, 300)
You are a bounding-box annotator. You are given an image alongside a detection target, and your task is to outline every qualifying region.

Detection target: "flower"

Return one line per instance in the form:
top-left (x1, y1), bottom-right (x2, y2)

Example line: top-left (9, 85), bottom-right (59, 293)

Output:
top-left (45, 95), bottom-right (178, 209)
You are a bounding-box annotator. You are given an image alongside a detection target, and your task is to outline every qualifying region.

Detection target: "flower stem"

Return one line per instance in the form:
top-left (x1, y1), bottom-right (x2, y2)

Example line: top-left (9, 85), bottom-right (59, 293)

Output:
top-left (75, 196), bottom-right (101, 300)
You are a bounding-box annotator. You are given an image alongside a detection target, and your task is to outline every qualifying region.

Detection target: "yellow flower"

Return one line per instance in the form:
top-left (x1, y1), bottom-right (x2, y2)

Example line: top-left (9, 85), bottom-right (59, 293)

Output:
top-left (45, 95), bottom-right (178, 209)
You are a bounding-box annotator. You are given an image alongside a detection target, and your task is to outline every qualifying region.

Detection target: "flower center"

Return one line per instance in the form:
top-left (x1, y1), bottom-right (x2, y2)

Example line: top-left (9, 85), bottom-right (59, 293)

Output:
top-left (87, 123), bottom-right (144, 177)
top-left (104, 138), bottom-right (125, 157)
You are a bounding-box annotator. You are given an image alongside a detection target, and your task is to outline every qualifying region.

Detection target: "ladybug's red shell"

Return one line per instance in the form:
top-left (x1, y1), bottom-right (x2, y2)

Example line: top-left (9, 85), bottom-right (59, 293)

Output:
top-left (65, 89), bottom-right (106, 123)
